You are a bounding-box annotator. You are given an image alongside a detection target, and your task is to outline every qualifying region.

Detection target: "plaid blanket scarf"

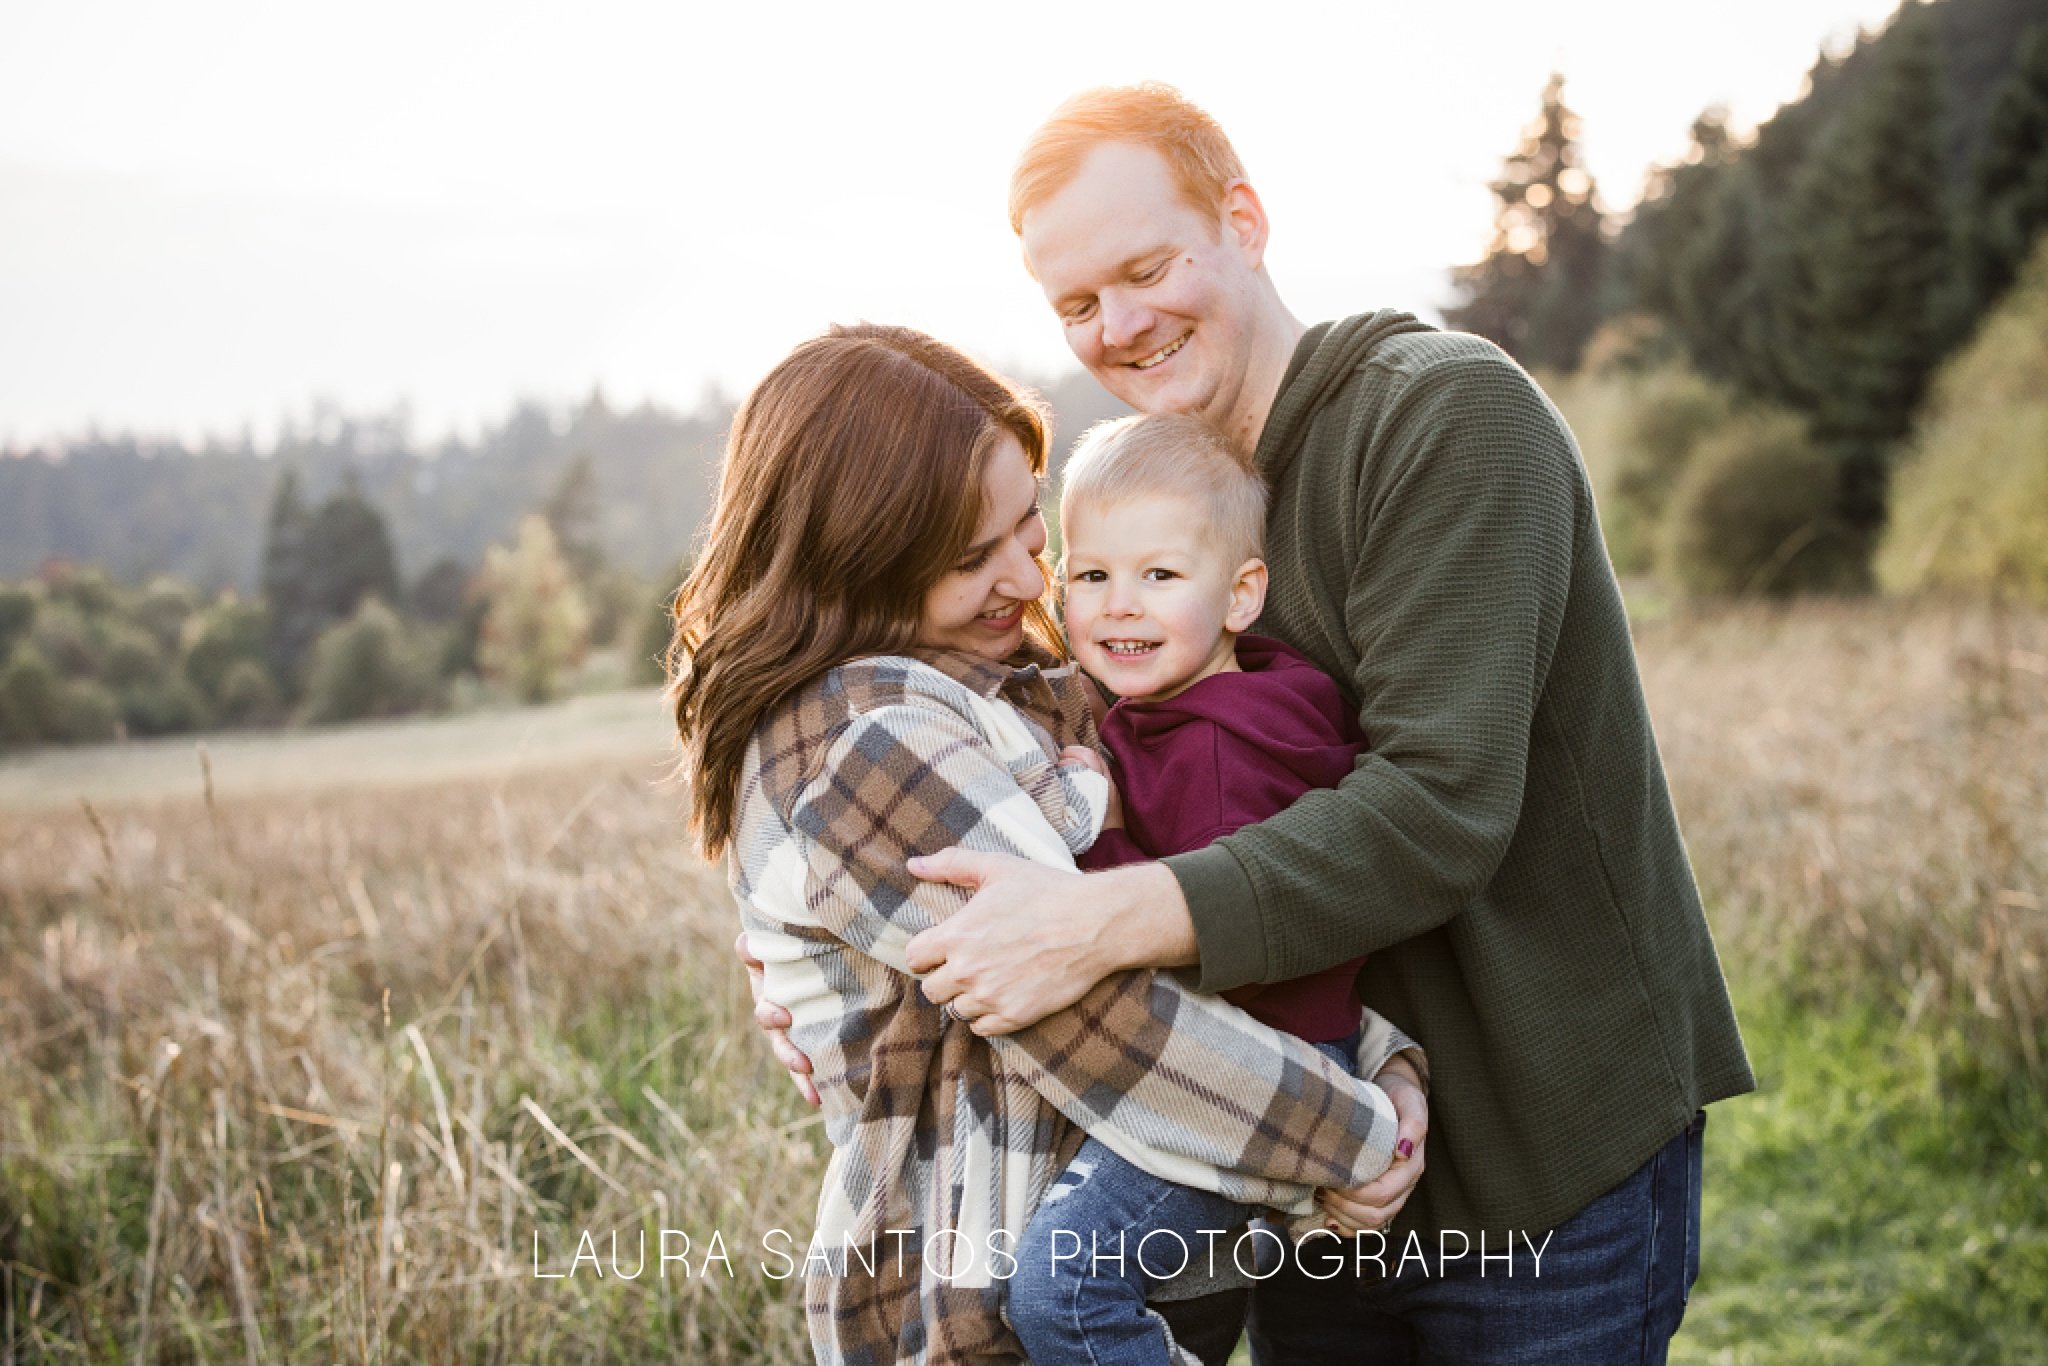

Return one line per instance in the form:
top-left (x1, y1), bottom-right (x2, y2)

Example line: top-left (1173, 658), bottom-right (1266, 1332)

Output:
top-left (728, 647), bottom-right (1412, 1364)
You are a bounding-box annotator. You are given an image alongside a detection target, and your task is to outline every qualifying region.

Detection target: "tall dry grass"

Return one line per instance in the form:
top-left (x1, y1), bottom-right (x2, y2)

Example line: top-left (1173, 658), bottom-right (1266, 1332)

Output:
top-left (2, 599), bottom-right (2044, 1361)
top-left (2, 763), bottom-right (821, 1362)
top-left (1638, 598), bottom-right (2048, 1077)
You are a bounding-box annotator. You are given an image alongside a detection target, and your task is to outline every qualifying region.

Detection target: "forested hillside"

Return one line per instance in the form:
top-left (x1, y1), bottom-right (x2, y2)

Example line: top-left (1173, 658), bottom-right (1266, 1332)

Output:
top-left (0, 375), bottom-right (1128, 594)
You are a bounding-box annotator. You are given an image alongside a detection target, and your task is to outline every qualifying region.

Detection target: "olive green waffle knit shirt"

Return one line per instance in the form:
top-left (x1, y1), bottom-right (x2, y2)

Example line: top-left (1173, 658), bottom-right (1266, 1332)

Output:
top-left (1162, 312), bottom-right (1755, 1240)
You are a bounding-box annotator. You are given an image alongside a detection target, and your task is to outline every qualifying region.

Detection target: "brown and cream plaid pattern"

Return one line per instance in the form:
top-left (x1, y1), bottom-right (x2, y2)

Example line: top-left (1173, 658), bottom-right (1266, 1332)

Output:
top-left (729, 647), bottom-right (1411, 1364)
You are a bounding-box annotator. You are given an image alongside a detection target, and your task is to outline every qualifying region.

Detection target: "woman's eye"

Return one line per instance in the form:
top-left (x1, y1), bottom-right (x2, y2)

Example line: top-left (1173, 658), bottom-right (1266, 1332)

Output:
top-left (957, 549), bottom-right (992, 574)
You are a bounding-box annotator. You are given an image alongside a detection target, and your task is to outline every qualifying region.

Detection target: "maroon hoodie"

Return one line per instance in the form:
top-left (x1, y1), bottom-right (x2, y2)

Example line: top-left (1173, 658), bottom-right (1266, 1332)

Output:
top-left (1079, 634), bottom-right (1370, 1042)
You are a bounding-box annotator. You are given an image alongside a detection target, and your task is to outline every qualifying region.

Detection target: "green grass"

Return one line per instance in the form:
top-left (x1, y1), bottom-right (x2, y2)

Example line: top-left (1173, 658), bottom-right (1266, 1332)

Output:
top-left (1674, 983), bottom-right (2048, 1364)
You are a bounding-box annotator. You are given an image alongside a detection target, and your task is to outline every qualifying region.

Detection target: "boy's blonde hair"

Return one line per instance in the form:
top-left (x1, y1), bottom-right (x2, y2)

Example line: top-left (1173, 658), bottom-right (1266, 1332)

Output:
top-left (1008, 83), bottom-right (1246, 236)
top-left (1060, 414), bottom-right (1267, 568)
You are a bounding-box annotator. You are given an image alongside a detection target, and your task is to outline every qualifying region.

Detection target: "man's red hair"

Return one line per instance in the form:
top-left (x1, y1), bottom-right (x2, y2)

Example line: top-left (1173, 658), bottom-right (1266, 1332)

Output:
top-left (1007, 83), bottom-right (1247, 236)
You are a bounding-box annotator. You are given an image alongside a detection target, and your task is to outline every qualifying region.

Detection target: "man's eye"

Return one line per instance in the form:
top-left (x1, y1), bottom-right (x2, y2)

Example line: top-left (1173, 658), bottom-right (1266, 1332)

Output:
top-left (1134, 262), bottom-right (1167, 284)
top-left (1063, 302), bottom-right (1097, 324)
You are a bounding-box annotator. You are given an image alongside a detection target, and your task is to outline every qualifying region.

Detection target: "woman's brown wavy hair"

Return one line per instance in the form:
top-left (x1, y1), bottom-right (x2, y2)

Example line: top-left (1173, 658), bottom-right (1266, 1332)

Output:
top-left (666, 322), bottom-right (1062, 859)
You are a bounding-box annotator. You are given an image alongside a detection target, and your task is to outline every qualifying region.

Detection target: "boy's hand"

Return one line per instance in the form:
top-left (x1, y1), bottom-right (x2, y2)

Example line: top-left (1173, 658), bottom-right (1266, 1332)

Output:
top-left (736, 931), bottom-right (821, 1107)
top-left (1058, 744), bottom-right (1124, 829)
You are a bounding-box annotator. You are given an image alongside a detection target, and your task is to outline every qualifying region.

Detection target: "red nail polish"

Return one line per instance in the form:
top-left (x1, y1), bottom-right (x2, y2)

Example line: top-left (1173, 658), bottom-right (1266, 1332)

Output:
top-left (1397, 1138), bottom-right (1414, 1159)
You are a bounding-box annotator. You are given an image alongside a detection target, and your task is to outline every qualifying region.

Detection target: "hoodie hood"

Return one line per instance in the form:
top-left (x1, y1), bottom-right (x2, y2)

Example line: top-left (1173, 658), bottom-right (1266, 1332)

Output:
top-left (1103, 634), bottom-right (1362, 796)
top-left (1256, 311), bottom-right (1436, 489)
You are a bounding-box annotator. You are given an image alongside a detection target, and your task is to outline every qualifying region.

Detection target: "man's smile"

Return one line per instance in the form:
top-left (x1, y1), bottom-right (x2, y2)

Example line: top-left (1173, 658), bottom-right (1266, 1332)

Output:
top-left (1131, 332), bottom-right (1190, 370)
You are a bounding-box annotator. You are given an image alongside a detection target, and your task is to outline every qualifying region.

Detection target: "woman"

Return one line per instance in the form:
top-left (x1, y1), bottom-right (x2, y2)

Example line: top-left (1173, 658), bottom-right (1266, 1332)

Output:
top-left (667, 323), bottom-right (1416, 1364)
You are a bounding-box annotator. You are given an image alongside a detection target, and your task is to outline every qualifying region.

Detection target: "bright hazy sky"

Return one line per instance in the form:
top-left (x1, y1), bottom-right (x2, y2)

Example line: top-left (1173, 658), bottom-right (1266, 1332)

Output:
top-left (1, 0), bottom-right (1905, 447)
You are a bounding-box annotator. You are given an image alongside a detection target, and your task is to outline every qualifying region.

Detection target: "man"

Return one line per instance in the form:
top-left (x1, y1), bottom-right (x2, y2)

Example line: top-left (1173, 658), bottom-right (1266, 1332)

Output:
top-left (754, 83), bottom-right (1753, 1362)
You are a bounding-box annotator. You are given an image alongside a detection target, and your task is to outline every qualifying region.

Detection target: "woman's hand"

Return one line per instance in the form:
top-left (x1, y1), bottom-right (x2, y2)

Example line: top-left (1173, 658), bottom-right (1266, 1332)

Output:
top-left (736, 931), bottom-right (821, 1107)
top-left (1317, 1054), bottom-right (1427, 1235)
top-left (1058, 745), bottom-right (1123, 829)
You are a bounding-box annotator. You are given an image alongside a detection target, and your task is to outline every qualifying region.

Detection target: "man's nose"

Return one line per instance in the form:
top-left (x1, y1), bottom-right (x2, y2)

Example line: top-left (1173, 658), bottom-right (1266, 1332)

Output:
top-left (1098, 292), bottom-right (1149, 354)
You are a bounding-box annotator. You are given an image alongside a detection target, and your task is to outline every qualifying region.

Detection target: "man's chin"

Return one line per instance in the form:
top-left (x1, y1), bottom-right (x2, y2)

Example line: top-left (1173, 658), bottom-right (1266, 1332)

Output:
top-left (1096, 371), bottom-right (1204, 418)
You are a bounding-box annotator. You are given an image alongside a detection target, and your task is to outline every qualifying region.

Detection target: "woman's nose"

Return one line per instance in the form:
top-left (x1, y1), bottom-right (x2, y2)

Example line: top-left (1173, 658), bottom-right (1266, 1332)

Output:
top-left (997, 539), bottom-right (1046, 599)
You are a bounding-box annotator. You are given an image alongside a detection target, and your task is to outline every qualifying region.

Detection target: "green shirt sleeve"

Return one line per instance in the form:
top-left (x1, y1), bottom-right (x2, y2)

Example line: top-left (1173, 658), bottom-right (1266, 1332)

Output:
top-left (1164, 354), bottom-right (1582, 992)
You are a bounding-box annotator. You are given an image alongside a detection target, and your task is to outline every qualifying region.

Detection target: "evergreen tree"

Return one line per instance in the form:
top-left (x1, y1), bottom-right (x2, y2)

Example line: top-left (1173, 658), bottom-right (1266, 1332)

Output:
top-left (1447, 73), bottom-right (1611, 371)
top-left (301, 472), bottom-right (401, 623)
top-left (1968, 24), bottom-right (2048, 310)
top-left (260, 468), bottom-right (401, 686)
top-left (260, 469), bottom-right (321, 686)
top-left (1783, 6), bottom-right (1960, 531)
top-left (542, 452), bottom-right (604, 581)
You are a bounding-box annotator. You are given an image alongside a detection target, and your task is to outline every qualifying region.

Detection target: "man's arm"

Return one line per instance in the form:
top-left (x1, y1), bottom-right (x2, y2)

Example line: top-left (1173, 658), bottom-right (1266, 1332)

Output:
top-left (1166, 353), bottom-right (1580, 991)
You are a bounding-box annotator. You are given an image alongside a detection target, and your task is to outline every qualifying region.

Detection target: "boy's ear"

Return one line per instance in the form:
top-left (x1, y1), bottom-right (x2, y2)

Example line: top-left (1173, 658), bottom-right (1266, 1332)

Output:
top-left (1226, 559), bottom-right (1268, 632)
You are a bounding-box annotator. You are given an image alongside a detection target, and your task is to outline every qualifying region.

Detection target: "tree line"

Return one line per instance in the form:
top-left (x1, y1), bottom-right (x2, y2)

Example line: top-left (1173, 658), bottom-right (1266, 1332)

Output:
top-left (1450, 0), bottom-right (2048, 598)
top-left (0, 374), bottom-right (1128, 749)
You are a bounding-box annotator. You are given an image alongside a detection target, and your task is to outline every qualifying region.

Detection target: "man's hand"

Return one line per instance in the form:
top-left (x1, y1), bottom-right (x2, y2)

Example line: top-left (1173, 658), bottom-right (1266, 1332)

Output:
top-left (736, 930), bottom-right (820, 1108)
top-left (1318, 1054), bottom-right (1428, 1234)
top-left (905, 851), bottom-right (1194, 1036)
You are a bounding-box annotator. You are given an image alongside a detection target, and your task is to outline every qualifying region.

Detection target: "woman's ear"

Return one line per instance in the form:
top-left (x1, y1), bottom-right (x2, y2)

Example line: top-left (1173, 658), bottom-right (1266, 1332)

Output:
top-left (1225, 558), bottom-right (1268, 632)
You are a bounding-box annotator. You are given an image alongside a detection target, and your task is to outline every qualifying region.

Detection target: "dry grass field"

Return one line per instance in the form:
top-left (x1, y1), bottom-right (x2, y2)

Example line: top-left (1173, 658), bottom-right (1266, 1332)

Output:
top-left (3, 599), bottom-right (2044, 1362)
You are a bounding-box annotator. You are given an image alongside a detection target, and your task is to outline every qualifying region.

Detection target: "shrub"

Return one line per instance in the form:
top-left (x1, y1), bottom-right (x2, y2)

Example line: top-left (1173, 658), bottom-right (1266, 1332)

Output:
top-left (1, 647), bottom-right (123, 745)
top-left (0, 585), bottom-right (36, 665)
top-left (215, 657), bottom-right (284, 727)
top-left (1544, 357), bottom-right (1736, 576)
top-left (118, 675), bottom-right (212, 737)
top-left (1659, 408), bottom-right (1867, 597)
top-left (29, 602), bottom-right (105, 678)
top-left (0, 645), bottom-right (60, 744)
top-left (52, 678), bottom-right (121, 743)
top-left (477, 516), bottom-right (590, 704)
top-left (99, 621), bottom-right (168, 691)
top-left (1876, 237), bottom-right (2048, 602)
top-left (181, 598), bottom-right (273, 702)
top-left (134, 577), bottom-right (199, 653)
top-left (1609, 364), bottom-right (1738, 563)
top-left (299, 599), bottom-right (440, 724)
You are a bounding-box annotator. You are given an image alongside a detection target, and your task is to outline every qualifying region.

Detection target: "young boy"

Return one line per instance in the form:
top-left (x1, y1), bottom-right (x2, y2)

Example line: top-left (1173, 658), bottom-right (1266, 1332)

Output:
top-left (1006, 412), bottom-right (1387, 1365)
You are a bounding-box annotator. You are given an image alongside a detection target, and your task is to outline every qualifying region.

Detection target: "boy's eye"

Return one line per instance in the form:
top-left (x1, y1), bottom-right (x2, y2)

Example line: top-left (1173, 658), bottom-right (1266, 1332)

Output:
top-left (1072, 569), bottom-right (1106, 584)
top-left (1144, 568), bottom-right (1177, 582)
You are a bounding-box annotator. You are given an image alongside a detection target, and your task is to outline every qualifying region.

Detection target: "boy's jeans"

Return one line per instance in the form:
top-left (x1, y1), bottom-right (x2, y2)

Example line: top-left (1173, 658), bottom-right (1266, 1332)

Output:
top-left (1007, 1034), bottom-right (1359, 1366)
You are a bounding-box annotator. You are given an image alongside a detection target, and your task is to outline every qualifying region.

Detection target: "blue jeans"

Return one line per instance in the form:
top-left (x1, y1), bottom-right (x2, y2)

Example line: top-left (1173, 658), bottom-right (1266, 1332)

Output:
top-left (1008, 1035), bottom-right (1359, 1366)
top-left (1245, 1110), bottom-right (1708, 1365)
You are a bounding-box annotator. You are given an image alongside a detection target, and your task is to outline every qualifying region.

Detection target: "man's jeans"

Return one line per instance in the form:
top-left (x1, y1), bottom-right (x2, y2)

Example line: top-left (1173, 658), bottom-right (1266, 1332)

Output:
top-left (1244, 1110), bottom-right (1708, 1364)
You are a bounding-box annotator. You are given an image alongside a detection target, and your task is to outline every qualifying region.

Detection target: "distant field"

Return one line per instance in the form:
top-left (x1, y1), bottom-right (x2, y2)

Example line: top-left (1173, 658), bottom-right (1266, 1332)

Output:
top-left (0, 687), bottom-right (674, 811)
top-left (4, 602), bottom-right (2044, 1362)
